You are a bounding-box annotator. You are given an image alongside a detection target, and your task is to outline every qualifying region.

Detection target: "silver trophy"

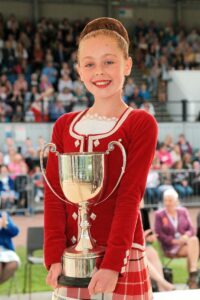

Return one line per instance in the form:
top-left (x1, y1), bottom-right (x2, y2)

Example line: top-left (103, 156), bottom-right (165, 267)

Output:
top-left (40, 141), bottom-right (126, 287)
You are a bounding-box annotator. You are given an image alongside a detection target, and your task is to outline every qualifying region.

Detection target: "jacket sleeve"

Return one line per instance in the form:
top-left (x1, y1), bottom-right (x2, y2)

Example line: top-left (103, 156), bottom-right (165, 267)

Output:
top-left (154, 211), bottom-right (174, 245)
top-left (100, 111), bottom-right (158, 274)
top-left (44, 119), bottom-right (68, 270)
top-left (2, 213), bottom-right (19, 238)
top-left (183, 208), bottom-right (195, 237)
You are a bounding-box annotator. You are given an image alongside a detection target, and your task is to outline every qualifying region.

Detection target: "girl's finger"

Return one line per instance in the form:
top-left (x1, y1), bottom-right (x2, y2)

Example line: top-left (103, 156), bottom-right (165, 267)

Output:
top-left (88, 276), bottom-right (97, 295)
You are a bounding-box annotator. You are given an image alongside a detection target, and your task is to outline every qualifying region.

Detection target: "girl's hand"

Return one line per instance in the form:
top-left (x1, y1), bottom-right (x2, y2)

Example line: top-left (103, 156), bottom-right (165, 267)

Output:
top-left (88, 269), bottom-right (119, 295)
top-left (46, 263), bottom-right (62, 288)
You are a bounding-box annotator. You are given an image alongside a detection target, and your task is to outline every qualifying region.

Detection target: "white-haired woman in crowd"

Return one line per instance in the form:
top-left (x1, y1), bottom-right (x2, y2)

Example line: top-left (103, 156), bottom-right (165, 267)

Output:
top-left (155, 189), bottom-right (199, 289)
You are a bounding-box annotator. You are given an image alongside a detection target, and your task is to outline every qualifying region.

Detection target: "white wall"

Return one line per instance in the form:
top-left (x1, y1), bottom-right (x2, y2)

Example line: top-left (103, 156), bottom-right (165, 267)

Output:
top-left (167, 71), bottom-right (200, 122)
top-left (0, 122), bottom-right (200, 150)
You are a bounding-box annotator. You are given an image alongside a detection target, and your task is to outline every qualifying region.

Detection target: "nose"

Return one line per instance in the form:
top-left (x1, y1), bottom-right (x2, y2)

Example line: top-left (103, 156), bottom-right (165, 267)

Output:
top-left (95, 64), bottom-right (104, 76)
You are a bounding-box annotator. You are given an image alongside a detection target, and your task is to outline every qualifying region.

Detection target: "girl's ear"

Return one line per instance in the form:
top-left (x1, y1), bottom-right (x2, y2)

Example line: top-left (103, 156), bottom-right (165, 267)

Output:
top-left (124, 57), bottom-right (132, 76)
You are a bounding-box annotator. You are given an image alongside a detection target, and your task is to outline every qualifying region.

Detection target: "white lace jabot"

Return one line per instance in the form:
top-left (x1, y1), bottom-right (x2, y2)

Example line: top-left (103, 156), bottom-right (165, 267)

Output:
top-left (74, 113), bottom-right (118, 135)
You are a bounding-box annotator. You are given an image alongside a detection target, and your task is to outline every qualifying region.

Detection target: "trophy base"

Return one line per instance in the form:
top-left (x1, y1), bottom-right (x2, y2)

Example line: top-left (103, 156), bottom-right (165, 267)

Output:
top-left (58, 274), bottom-right (91, 287)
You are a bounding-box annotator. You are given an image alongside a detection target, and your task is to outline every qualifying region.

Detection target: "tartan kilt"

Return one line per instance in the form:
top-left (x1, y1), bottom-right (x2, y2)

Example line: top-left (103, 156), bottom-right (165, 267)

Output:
top-left (52, 248), bottom-right (153, 300)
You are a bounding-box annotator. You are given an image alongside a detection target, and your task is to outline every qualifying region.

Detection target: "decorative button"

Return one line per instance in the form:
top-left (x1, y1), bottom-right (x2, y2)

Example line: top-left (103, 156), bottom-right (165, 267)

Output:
top-left (90, 213), bottom-right (97, 220)
top-left (121, 266), bottom-right (126, 273)
top-left (75, 140), bottom-right (80, 147)
top-left (94, 140), bottom-right (100, 147)
top-left (126, 250), bottom-right (130, 256)
top-left (71, 236), bottom-right (77, 244)
top-left (72, 212), bottom-right (78, 220)
top-left (123, 257), bottom-right (128, 265)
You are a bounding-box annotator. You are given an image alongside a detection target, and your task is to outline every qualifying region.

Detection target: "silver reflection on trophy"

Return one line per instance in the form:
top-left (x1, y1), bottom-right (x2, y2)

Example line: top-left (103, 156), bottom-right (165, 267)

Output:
top-left (40, 141), bottom-right (126, 287)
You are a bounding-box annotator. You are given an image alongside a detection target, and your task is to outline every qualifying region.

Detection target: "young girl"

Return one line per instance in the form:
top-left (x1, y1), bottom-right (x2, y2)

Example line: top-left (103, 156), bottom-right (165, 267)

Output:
top-left (44, 17), bottom-right (158, 300)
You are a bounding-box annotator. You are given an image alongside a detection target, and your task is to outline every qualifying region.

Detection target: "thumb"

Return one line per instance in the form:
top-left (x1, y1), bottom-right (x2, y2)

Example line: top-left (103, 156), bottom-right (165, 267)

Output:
top-left (46, 268), bottom-right (60, 288)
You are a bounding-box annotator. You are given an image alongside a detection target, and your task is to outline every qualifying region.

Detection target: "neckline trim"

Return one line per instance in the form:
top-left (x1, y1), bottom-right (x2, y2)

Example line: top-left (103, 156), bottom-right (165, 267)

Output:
top-left (70, 107), bottom-right (133, 138)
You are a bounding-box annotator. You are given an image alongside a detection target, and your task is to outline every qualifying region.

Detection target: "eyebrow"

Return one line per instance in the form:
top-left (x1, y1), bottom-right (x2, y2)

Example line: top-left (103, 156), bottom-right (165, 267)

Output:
top-left (82, 54), bottom-right (117, 60)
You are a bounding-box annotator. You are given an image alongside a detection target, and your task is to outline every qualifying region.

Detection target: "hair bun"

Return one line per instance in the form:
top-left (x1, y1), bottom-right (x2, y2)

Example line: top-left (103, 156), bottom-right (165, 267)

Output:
top-left (80, 17), bottom-right (130, 45)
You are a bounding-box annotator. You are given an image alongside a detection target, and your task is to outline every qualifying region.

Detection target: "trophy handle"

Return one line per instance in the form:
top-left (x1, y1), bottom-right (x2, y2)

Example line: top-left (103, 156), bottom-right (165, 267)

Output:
top-left (95, 141), bottom-right (127, 206)
top-left (40, 142), bottom-right (70, 204)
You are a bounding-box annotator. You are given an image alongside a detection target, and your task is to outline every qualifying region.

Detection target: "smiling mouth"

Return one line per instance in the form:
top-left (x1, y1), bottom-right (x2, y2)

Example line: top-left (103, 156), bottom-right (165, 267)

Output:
top-left (92, 80), bottom-right (112, 88)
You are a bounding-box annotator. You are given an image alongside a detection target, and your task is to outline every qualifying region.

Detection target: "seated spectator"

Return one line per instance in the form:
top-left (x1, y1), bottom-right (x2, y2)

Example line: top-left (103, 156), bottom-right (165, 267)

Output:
top-left (140, 101), bottom-right (155, 116)
top-left (157, 163), bottom-right (173, 202)
top-left (124, 77), bottom-right (136, 100)
top-left (58, 73), bottom-right (74, 93)
top-left (177, 134), bottom-right (193, 157)
top-left (0, 73), bottom-right (12, 95)
top-left (147, 59), bottom-right (161, 96)
top-left (41, 61), bottom-right (58, 87)
top-left (3, 147), bottom-right (17, 166)
top-left (157, 143), bottom-right (173, 167)
top-left (49, 100), bottom-right (65, 121)
top-left (9, 89), bottom-right (24, 121)
top-left (39, 74), bottom-right (53, 93)
top-left (8, 153), bottom-right (28, 180)
top-left (190, 160), bottom-right (200, 195)
top-left (0, 165), bottom-right (16, 209)
top-left (163, 135), bottom-right (175, 152)
top-left (0, 101), bottom-right (13, 122)
top-left (57, 87), bottom-right (77, 112)
top-left (13, 73), bottom-right (28, 94)
top-left (128, 86), bottom-right (143, 107)
top-left (155, 189), bottom-right (199, 289)
top-left (32, 166), bottom-right (44, 202)
top-left (73, 76), bottom-right (86, 96)
top-left (140, 207), bottom-right (175, 291)
top-left (145, 165), bottom-right (160, 205)
top-left (170, 144), bottom-right (181, 164)
top-left (139, 83), bottom-right (151, 101)
top-left (2, 137), bottom-right (16, 155)
top-left (33, 42), bottom-right (44, 71)
top-left (0, 211), bottom-right (20, 284)
top-left (21, 137), bottom-right (37, 171)
top-left (172, 160), bottom-right (193, 199)
top-left (30, 88), bottom-right (53, 122)
top-left (182, 152), bottom-right (193, 169)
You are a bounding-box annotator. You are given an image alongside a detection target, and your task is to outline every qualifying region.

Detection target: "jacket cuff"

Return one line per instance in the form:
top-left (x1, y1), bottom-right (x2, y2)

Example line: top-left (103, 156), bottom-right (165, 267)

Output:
top-left (100, 247), bottom-right (131, 276)
top-left (44, 245), bottom-right (65, 270)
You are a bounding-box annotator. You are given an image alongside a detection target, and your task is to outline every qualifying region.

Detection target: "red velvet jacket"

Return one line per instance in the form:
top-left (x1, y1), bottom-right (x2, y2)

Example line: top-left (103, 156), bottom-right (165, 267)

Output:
top-left (44, 107), bottom-right (158, 274)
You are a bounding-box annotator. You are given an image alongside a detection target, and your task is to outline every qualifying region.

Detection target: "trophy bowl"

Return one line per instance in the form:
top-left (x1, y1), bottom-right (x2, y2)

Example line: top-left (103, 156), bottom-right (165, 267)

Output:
top-left (40, 141), bottom-right (126, 287)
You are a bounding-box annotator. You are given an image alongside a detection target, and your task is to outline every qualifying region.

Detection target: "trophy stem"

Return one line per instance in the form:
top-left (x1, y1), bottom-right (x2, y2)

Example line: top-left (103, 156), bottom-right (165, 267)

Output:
top-left (75, 202), bottom-right (94, 252)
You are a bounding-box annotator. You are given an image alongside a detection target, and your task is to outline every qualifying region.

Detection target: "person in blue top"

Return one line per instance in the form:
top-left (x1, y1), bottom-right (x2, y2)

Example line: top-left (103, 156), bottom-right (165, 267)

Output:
top-left (0, 211), bottom-right (20, 284)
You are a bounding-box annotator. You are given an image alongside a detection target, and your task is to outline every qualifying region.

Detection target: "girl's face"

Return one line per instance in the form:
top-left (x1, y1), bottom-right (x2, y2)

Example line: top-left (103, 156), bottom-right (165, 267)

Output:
top-left (78, 35), bottom-right (132, 101)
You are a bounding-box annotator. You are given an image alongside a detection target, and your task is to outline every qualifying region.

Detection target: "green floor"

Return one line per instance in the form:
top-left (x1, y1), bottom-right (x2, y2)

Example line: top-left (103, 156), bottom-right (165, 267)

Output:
top-left (0, 244), bottom-right (197, 295)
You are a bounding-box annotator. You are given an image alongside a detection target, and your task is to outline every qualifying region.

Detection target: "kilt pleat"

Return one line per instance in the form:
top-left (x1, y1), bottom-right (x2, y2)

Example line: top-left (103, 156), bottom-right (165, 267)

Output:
top-left (52, 248), bottom-right (153, 300)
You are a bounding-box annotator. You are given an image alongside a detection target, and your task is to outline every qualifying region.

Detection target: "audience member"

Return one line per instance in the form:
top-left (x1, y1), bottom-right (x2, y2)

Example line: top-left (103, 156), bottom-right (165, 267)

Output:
top-left (140, 207), bottom-right (175, 291)
top-left (0, 211), bottom-right (20, 284)
top-left (155, 189), bottom-right (199, 289)
top-left (172, 160), bottom-right (193, 198)
top-left (157, 143), bottom-right (173, 167)
top-left (177, 134), bottom-right (193, 157)
top-left (0, 165), bottom-right (16, 209)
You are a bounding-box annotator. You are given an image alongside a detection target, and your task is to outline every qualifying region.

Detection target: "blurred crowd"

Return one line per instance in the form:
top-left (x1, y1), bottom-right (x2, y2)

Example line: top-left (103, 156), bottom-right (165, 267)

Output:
top-left (0, 136), bottom-right (45, 209)
top-left (145, 133), bottom-right (200, 204)
top-left (0, 14), bottom-right (199, 122)
top-left (0, 132), bottom-right (200, 210)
